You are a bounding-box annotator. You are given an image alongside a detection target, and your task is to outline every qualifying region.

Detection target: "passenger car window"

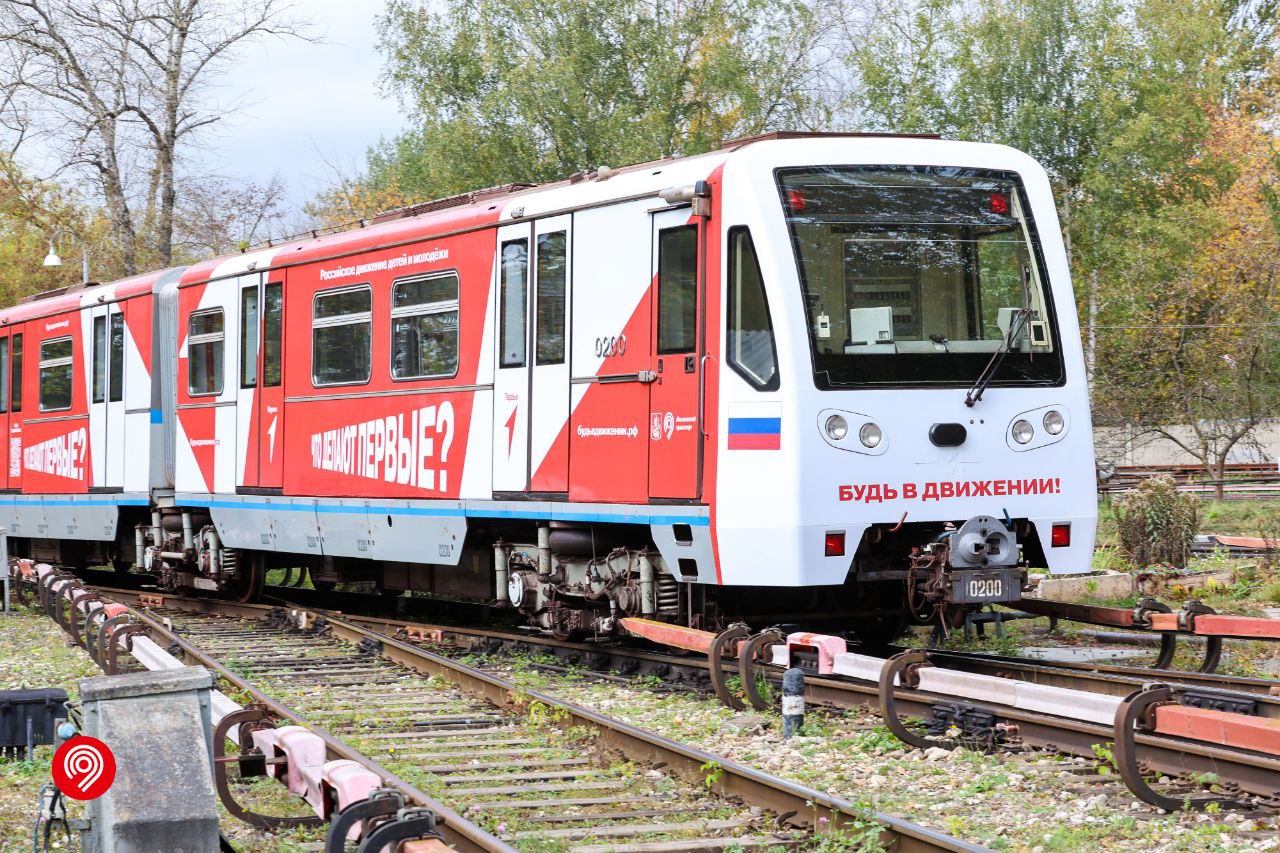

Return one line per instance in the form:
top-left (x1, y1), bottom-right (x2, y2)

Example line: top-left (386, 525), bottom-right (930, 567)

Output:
top-left (188, 308), bottom-right (225, 396)
top-left (313, 285), bottom-right (371, 386)
top-left (12, 333), bottom-right (23, 413)
top-left (92, 315), bottom-right (106, 404)
top-left (727, 228), bottom-right (779, 390)
top-left (39, 337), bottom-right (74, 411)
top-left (241, 286), bottom-right (259, 388)
top-left (392, 272), bottom-right (459, 380)
top-left (0, 337), bottom-right (9, 414)
top-left (499, 240), bottom-right (528, 368)
top-left (263, 282), bottom-right (283, 387)
top-left (536, 232), bottom-right (566, 365)
top-left (109, 313), bottom-right (124, 402)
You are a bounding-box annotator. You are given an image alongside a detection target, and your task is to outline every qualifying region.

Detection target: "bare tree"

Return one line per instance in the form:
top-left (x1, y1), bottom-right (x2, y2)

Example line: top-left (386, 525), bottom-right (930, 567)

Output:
top-left (0, 0), bottom-right (309, 274)
top-left (175, 173), bottom-right (292, 257)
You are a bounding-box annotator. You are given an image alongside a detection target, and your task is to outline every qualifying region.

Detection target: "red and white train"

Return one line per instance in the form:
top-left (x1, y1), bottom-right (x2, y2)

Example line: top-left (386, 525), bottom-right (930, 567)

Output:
top-left (1, 133), bottom-right (1096, 641)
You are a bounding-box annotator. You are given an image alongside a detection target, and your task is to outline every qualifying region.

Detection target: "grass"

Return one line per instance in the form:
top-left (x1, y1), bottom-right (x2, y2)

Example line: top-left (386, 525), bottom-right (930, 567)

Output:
top-left (0, 605), bottom-right (100, 850)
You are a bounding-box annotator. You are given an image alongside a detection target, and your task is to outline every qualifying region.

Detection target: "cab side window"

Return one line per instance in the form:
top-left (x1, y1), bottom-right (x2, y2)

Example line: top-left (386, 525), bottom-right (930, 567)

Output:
top-left (727, 227), bottom-right (779, 390)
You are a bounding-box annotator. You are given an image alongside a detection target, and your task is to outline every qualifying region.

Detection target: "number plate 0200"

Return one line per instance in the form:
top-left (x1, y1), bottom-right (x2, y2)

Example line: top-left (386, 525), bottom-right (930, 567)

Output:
top-left (949, 569), bottom-right (1017, 604)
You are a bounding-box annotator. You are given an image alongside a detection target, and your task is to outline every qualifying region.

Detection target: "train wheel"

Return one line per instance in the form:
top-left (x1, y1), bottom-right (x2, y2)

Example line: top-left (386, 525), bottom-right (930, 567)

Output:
top-left (232, 554), bottom-right (264, 603)
top-left (308, 566), bottom-right (335, 592)
top-left (851, 614), bottom-right (908, 650)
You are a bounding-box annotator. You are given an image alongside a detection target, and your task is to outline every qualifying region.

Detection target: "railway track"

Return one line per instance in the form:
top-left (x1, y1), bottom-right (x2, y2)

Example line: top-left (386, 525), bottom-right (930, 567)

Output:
top-left (64, 583), bottom-right (1280, 816)
top-left (1098, 462), bottom-right (1280, 498)
top-left (28, 575), bottom-right (978, 853)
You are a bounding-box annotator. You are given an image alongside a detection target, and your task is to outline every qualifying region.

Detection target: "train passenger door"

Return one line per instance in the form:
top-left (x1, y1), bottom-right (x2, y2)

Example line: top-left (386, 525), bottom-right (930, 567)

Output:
top-left (492, 222), bottom-right (532, 493)
top-left (0, 333), bottom-right (9, 489)
top-left (256, 279), bottom-right (285, 489)
top-left (8, 332), bottom-right (22, 491)
top-left (88, 304), bottom-right (125, 488)
top-left (236, 274), bottom-right (263, 487)
top-left (528, 216), bottom-right (571, 493)
top-left (648, 209), bottom-right (702, 499)
top-left (236, 273), bottom-right (284, 490)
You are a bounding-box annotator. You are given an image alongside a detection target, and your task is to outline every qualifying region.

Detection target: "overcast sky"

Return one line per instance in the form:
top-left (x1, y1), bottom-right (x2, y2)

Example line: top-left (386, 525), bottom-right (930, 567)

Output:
top-left (202, 1), bottom-right (404, 211)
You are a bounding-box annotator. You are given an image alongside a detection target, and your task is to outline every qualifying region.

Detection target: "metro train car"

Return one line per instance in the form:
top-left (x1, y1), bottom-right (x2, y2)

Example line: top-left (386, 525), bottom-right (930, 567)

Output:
top-left (0, 132), bottom-right (1096, 643)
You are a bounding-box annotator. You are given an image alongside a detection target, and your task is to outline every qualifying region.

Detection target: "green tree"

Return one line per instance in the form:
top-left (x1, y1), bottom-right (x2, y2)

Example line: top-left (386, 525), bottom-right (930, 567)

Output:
top-left (0, 155), bottom-right (93, 302)
top-left (850, 0), bottom-right (1261, 357)
top-left (350, 0), bottom-right (831, 207)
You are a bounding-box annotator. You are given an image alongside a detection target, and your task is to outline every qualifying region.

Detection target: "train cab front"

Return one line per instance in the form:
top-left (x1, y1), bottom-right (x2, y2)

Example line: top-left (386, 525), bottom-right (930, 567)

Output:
top-left (713, 139), bottom-right (1097, 640)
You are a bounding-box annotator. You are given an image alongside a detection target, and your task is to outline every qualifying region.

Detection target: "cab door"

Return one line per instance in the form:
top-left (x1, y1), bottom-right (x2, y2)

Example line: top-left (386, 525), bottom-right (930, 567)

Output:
top-left (492, 222), bottom-right (533, 493)
top-left (528, 216), bottom-right (571, 493)
top-left (648, 209), bottom-right (702, 499)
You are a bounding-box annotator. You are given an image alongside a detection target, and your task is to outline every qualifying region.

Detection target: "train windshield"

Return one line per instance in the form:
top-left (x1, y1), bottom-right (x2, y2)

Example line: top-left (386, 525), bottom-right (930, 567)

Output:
top-left (778, 166), bottom-right (1065, 389)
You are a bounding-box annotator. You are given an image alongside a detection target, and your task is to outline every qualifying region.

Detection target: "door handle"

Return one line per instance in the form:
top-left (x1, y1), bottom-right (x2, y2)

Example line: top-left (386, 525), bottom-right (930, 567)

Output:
top-left (698, 354), bottom-right (716, 437)
top-left (594, 371), bottom-right (657, 385)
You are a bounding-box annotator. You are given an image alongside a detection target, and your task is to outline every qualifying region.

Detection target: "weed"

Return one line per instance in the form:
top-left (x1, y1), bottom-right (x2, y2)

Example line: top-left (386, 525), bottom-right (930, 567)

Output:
top-left (797, 716), bottom-right (833, 738)
top-left (1115, 477), bottom-right (1198, 568)
top-left (1091, 741), bottom-right (1117, 775)
top-left (854, 725), bottom-right (902, 753)
top-left (700, 759), bottom-right (724, 789)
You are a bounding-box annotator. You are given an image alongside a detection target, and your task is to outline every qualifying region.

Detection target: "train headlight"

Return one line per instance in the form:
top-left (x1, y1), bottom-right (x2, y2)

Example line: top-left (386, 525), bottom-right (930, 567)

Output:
top-left (1043, 410), bottom-right (1065, 435)
top-left (859, 422), bottom-right (882, 448)
top-left (1012, 419), bottom-right (1035, 445)
top-left (824, 414), bottom-right (848, 441)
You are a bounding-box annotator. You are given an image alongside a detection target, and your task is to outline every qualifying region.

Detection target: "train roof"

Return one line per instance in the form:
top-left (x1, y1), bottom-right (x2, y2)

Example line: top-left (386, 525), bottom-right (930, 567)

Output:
top-left (0, 268), bottom-right (176, 326)
top-left (181, 131), bottom-right (954, 286)
top-left (12, 131), bottom-right (955, 314)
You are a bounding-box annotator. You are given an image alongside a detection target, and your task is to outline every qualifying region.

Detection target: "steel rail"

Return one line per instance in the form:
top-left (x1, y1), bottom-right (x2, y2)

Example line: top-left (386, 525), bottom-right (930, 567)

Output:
top-left (922, 648), bottom-right (1280, 705)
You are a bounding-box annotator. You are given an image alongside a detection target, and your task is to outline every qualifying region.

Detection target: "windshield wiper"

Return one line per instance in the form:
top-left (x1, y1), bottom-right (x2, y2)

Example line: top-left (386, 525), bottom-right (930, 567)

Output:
top-left (964, 264), bottom-right (1033, 408)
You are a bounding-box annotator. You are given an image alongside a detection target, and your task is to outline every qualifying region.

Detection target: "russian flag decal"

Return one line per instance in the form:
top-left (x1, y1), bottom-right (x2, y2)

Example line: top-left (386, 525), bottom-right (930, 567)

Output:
top-left (727, 403), bottom-right (782, 450)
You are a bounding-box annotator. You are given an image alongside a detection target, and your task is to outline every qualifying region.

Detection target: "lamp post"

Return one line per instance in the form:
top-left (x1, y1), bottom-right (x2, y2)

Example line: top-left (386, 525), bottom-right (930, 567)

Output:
top-left (41, 234), bottom-right (90, 285)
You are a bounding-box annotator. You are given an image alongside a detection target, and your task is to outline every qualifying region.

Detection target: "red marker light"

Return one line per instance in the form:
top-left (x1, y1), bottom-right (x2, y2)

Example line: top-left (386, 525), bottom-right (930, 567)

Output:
top-left (824, 531), bottom-right (845, 557)
top-left (1050, 523), bottom-right (1071, 548)
top-left (989, 192), bottom-right (1010, 214)
top-left (786, 189), bottom-right (807, 213)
